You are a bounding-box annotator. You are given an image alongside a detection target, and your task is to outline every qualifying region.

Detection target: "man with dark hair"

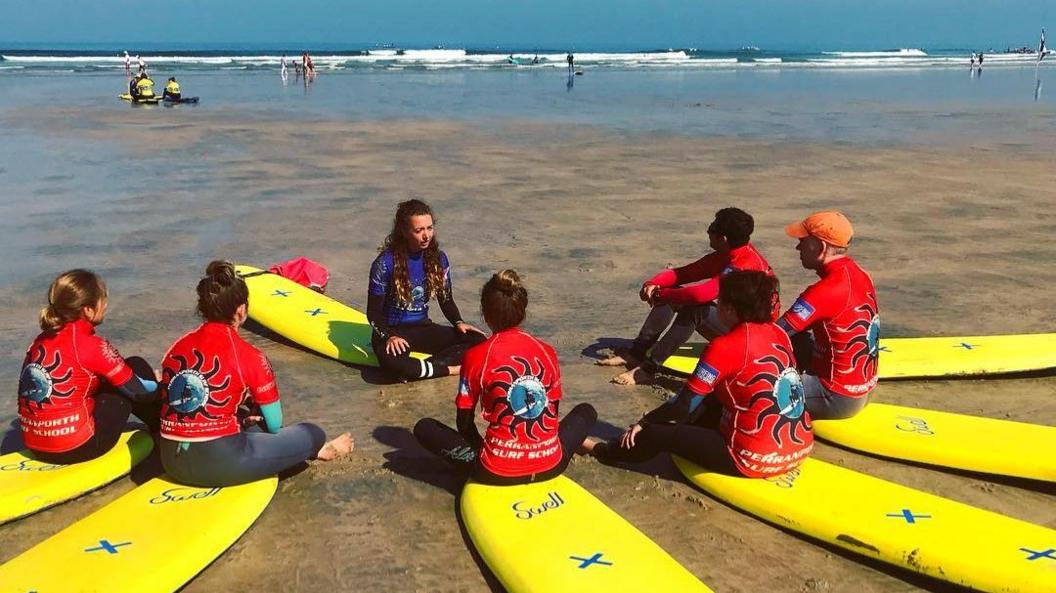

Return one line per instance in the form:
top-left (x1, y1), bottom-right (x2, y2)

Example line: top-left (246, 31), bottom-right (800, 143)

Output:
top-left (600, 207), bottom-right (777, 385)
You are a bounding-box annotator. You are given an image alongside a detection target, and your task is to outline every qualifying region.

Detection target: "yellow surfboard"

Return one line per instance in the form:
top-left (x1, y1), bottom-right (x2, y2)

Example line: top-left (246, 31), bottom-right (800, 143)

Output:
top-left (675, 456), bottom-right (1056, 593)
top-left (661, 333), bottom-right (1056, 379)
top-left (0, 475), bottom-right (277, 592)
top-left (813, 403), bottom-right (1056, 482)
top-left (0, 430), bottom-right (153, 525)
top-left (235, 264), bottom-right (427, 366)
top-left (461, 475), bottom-right (712, 593)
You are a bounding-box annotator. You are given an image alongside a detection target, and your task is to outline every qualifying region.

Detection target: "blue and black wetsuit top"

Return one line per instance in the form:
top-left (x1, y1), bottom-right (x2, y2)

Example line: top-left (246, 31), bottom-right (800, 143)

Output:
top-left (367, 249), bottom-right (463, 339)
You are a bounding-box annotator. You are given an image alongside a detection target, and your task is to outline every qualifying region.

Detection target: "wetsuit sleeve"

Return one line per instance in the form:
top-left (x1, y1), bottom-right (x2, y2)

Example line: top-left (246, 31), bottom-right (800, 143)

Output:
top-left (246, 350), bottom-right (280, 407)
top-left (779, 280), bottom-right (837, 335)
top-left (646, 252), bottom-right (724, 288)
top-left (437, 253), bottom-right (464, 325)
top-left (656, 277), bottom-right (720, 306)
top-left (641, 338), bottom-right (730, 425)
top-left (367, 293), bottom-right (392, 340)
top-left (456, 408), bottom-right (483, 449)
top-left (368, 255), bottom-right (394, 339)
top-left (80, 336), bottom-right (135, 387)
top-left (115, 375), bottom-right (158, 402)
top-left (259, 401), bottom-right (283, 434)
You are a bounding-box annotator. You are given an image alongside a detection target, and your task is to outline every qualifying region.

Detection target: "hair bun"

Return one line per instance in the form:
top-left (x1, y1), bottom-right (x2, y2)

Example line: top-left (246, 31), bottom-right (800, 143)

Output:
top-left (494, 269), bottom-right (522, 292)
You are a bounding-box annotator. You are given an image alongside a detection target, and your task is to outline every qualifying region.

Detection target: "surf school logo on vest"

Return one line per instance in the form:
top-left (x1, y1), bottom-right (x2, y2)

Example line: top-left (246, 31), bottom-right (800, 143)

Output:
top-left (167, 369), bottom-right (210, 413)
top-left (867, 315), bottom-right (881, 357)
top-left (512, 491), bottom-right (565, 520)
top-left (774, 367), bottom-right (806, 419)
top-left (508, 376), bottom-right (547, 420)
top-left (18, 363), bottom-right (54, 403)
top-left (149, 486), bottom-right (223, 504)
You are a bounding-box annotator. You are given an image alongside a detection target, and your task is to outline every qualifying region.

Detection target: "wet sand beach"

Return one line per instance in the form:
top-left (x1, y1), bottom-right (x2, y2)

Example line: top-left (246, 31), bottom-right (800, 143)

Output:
top-left (0, 102), bottom-right (1054, 592)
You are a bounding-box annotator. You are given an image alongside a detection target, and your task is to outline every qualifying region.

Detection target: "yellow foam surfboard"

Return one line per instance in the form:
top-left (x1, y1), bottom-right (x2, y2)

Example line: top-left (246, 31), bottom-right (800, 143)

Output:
top-left (675, 456), bottom-right (1056, 593)
top-left (661, 333), bottom-right (1056, 379)
top-left (235, 264), bottom-right (427, 366)
top-left (813, 403), bottom-right (1056, 482)
top-left (0, 475), bottom-right (277, 592)
top-left (461, 475), bottom-right (712, 593)
top-left (118, 93), bottom-right (162, 104)
top-left (0, 430), bottom-right (153, 525)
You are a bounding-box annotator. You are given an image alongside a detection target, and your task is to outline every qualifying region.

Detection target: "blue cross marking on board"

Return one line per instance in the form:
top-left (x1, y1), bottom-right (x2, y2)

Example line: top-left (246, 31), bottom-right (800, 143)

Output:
top-left (1020, 547), bottom-right (1056, 561)
top-left (305, 308), bottom-right (326, 317)
top-left (886, 509), bottom-right (931, 524)
top-left (569, 552), bottom-right (613, 569)
top-left (272, 289), bottom-right (291, 297)
top-left (85, 539), bottom-right (132, 554)
top-left (955, 342), bottom-right (978, 350)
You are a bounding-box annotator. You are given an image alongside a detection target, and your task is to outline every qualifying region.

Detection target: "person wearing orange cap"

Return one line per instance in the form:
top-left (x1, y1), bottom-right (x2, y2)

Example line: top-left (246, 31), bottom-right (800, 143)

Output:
top-left (777, 211), bottom-right (879, 420)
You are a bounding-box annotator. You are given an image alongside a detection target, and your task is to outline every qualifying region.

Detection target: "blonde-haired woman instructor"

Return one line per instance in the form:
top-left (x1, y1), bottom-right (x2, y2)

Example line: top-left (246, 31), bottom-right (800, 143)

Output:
top-left (17, 270), bottom-right (161, 464)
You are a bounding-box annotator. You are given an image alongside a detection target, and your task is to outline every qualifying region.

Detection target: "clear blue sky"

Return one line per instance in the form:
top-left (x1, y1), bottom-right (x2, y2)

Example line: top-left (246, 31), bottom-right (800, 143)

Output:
top-left (0, 0), bottom-right (1050, 50)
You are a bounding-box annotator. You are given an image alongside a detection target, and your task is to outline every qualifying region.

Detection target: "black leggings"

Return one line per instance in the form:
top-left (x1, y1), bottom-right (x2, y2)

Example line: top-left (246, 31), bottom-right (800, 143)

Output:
top-left (596, 398), bottom-right (741, 476)
top-left (629, 304), bottom-right (713, 374)
top-left (413, 403), bottom-right (598, 485)
top-left (160, 423), bottom-right (327, 487)
top-left (32, 357), bottom-right (161, 465)
top-left (372, 320), bottom-right (486, 381)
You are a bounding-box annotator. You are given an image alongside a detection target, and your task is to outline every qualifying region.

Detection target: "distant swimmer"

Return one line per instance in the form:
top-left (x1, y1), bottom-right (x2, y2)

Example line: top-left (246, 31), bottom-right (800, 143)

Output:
top-left (413, 270), bottom-right (597, 485)
top-left (281, 55), bottom-right (288, 78)
top-left (366, 199), bottom-right (486, 382)
top-left (158, 261), bottom-right (354, 488)
top-left (532, 54), bottom-right (540, 65)
top-left (137, 54), bottom-right (146, 74)
top-left (778, 211), bottom-right (878, 420)
top-left (123, 50), bottom-right (131, 75)
top-left (977, 51), bottom-right (984, 69)
top-left (163, 77), bottom-right (181, 101)
top-left (566, 52), bottom-right (575, 72)
top-left (17, 270), bottom-right (161, 465)
top-left (970, 53), bottom-right (976, 70)
top-left (598, 208), bottom-right (776, 386)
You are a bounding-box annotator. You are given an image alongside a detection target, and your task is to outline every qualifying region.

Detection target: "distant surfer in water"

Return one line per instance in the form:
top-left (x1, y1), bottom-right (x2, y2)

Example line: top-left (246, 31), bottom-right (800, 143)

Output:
top-left (776, 211), bottom-right (878, 420)
top-left (584, 271), bottom-right (813, 479)
top-left (17, 270), bottom-right (162, 464)
top-left (566, 52), bottom-right (575, 72)
top-left (157, 261), bottom-right (353, 487)
top-left (597, 207), bottom-right (777, 385)
top-left (281, 55), bottom-right (288, 79)
top-left (367, 199), bottom-right (486, 382)
top-left (123, 50), bottom-right (131, 75)
top-left (137, 54), bottom-right (146, 74)
top-left (414, 270), bottom-right (597, 484)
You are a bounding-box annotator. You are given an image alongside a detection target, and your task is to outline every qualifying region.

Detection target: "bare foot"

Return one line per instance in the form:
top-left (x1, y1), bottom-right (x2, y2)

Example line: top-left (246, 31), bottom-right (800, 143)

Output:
top-left (596, 354), bottom-right (637, 367)
top-left (316, 432), bottom-right (354, 461)
top-left (611, 367), bottom-right (654, 386)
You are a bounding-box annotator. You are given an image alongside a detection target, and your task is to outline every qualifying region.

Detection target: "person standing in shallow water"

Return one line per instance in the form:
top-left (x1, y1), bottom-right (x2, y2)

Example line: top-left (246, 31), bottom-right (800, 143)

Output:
top-left (414, 270), bottom-right (597, 484)
top-left (367, 199), bottom-right (487, 381)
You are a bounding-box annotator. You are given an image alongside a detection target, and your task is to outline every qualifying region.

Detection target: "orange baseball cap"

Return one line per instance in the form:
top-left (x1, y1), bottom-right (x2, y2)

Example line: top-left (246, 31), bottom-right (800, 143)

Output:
top-left (785, 210), bottom-right (853, 248)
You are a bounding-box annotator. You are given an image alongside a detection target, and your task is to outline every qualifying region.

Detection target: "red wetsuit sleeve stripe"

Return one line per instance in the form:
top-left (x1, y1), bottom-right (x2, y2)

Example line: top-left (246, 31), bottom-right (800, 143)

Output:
top-left (658, 277), bottom-right (720, 306)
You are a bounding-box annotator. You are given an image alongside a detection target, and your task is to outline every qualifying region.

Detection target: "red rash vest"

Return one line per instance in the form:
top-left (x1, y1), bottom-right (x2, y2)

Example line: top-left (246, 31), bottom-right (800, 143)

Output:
top-left (456, 328), bottom-right (563, 477)
top-left (18, 319), bottom-right (134, 453)
top-left (780, 257), bottom-right (879, 398)
top-left (160, 322), bottom-right (279, 442)
top-left (686, 322), bottom-right (814, 478)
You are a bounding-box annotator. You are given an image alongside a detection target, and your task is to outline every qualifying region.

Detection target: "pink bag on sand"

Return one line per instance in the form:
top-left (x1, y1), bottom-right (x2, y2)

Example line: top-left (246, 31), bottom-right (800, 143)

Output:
top-left (269, 257), bottom-right (329, 293)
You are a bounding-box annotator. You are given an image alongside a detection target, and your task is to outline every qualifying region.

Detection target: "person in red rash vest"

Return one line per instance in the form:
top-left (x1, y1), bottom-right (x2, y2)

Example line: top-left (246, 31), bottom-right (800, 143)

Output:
top-left (584, 271), bottom-right (813, 478)
top-left (777, 210), bottom-right (879, 420)
top-left (598, 207), bottom-right (778, 386)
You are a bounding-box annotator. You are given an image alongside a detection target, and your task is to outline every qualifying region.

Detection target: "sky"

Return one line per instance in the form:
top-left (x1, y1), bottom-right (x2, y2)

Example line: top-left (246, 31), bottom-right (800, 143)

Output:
top-left (0, 0), bottom-right (1051, 50)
